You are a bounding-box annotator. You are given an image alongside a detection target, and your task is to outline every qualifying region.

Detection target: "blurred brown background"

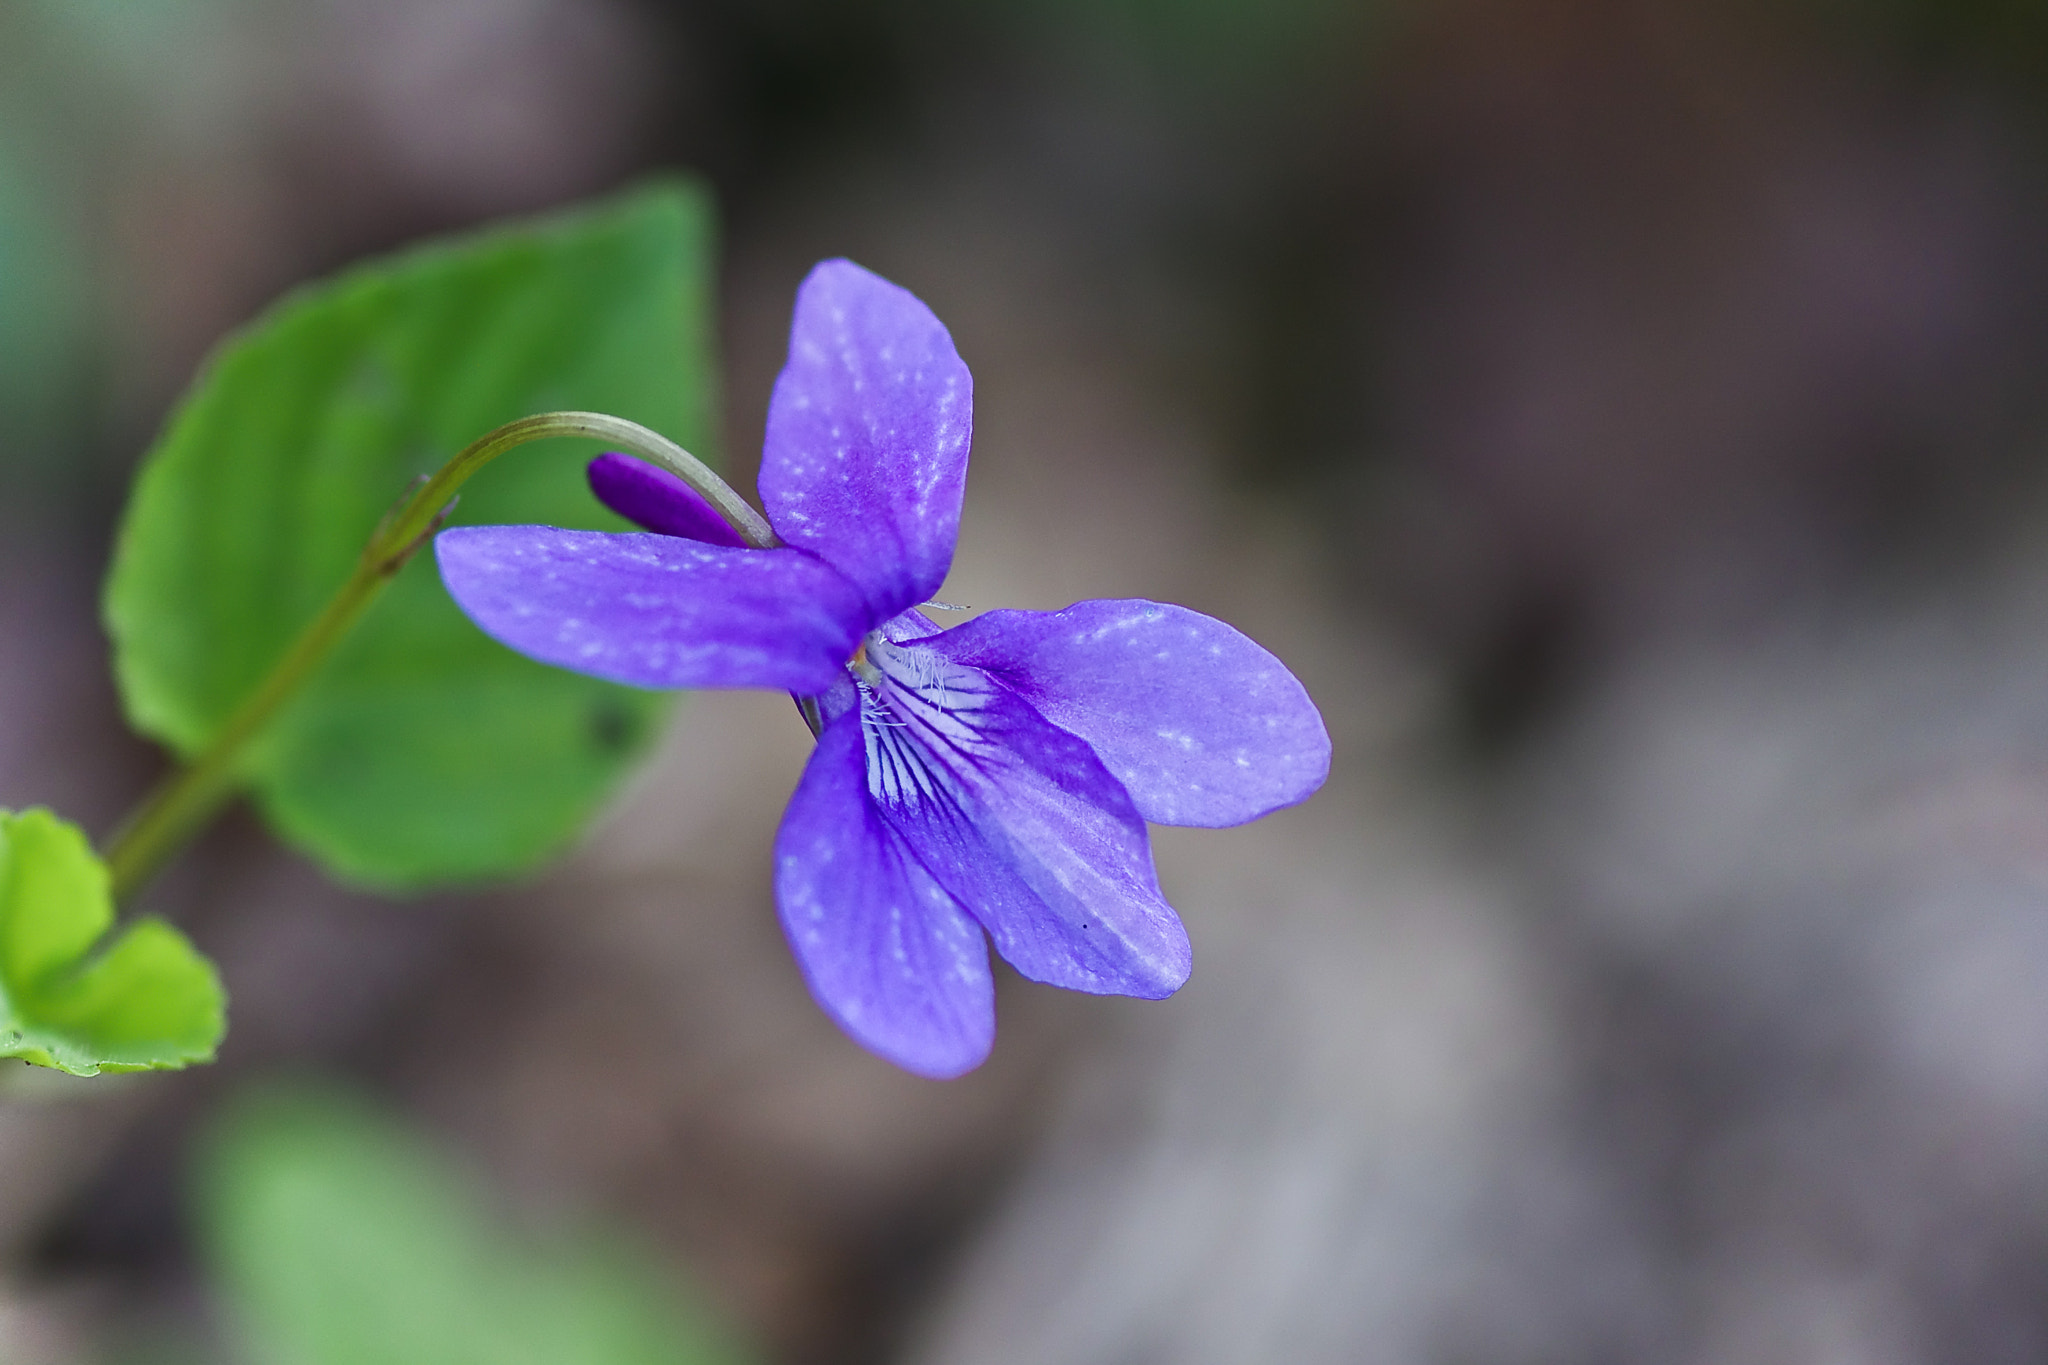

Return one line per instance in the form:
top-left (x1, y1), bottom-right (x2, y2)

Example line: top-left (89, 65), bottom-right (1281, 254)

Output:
top-left (8, 0), bottom-right (2048, 1361)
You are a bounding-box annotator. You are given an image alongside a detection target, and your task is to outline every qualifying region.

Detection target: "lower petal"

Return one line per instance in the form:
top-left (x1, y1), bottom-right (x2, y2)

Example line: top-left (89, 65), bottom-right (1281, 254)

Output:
top-left (436, 526), bottom-right (867, 692)
top-left (863, 649), bottom-right (1191, 999)
top-left (775, 709), bottom-right (995, 1078)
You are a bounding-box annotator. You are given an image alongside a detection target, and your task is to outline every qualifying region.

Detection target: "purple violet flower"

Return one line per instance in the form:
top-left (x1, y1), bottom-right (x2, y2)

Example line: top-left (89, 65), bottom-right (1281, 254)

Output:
top-left (435, 260), bottom-right (1330, 1077)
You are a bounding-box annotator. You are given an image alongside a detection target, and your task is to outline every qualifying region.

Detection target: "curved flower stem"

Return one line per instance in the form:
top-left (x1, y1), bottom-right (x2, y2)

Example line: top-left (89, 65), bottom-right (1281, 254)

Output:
top-left (100, 411), bottom-right (772, 904)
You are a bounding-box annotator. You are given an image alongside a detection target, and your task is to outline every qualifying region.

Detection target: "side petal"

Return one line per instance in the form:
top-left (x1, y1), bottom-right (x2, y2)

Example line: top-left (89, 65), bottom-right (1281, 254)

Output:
top-left (864, 644), bottom-right (1192, 999)
top-left (587, 453), bottom-right (748, 547)
top-left (775, 708), bottom-right (995, 1078)
top-left (435, 526), bottom-right (865, 692)
top-left (925, 600), bottom-right (1331, 827)
top-left (759, 259), bottom-right (972, 622)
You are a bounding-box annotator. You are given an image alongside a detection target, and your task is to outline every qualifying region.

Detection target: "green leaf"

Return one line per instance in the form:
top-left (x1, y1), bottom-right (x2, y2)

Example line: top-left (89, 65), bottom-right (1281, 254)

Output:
top-left (0, 808), bottom-right (223, 1075)
top-left (105, 180), bottom-right (717, 889)
top-left (200, 1083), bottom-right (748, 1365)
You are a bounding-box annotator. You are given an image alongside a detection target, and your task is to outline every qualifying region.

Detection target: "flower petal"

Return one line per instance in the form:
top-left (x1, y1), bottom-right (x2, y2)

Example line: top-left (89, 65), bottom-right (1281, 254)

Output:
top-left (924, 600), bottom-right (1331, 827)
top-left (775, 708), bottom-right (995, 1078)
top-left (587, 453), bottom-right (748, 547)
top-left (435, 526), bottom-right (865, 692)
top-left (864, 641), bottom-right (1192, 998)
top-left (759, 259), bottom-right (972, 622)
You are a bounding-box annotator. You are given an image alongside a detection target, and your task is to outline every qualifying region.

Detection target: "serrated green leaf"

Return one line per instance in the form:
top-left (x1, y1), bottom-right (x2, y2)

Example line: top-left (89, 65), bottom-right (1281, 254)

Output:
top-left (0, 808), bottom-right (223, 1075)
top-left (201, 1083), bottom-right (748, 1365)
top-left (105, 180), bottom-right (716, 889)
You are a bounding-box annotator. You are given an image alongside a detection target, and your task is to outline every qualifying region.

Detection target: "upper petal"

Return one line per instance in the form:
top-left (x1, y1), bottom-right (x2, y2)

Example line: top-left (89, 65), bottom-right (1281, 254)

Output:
top-left (923, 600), bottom-right (1331, 827)
top-left (774, 708), bottom-right (995, 1078)
top-left (435, 525), bottom-right (866, 692)
top-left (758, 259), bottom-right (972, 622)
top-left (587, 453), bottom-right (748, 547)
top-left (861, 640), bottom-right (1191, 998)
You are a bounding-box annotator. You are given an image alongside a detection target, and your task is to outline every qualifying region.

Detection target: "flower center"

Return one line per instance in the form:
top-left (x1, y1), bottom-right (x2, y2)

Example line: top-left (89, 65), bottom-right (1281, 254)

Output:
top-left (848, 635), bottom-right (885, 688)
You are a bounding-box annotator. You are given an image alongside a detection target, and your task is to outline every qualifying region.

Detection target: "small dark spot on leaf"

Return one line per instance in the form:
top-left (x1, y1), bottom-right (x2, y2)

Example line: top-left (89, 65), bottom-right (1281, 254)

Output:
top-left (588, 699), bottom-right (639, 754)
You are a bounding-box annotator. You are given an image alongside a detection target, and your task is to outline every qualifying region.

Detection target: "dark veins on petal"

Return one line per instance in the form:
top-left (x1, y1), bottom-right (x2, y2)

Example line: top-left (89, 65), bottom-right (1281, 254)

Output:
top-left (856, 640), bottom-right (1191, 998)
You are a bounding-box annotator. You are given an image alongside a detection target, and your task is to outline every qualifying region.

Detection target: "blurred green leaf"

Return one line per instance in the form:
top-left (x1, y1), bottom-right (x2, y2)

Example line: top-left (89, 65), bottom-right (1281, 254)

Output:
top-left (0, 808), bottom-right (222, 1075)
top-left (1789, 0), bottom-right (2048, 86)
top-left (105, 180), bottom-right (717, 889)
top-left (0, 135), bottom-right (91, 488)
top-left (201, 1083), bottom-right (747, 1365)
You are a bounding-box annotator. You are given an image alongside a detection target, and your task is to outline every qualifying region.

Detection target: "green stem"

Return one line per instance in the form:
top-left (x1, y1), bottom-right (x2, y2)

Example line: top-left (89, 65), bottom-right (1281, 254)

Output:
top-left (100, 411), bottom-right (771, 903)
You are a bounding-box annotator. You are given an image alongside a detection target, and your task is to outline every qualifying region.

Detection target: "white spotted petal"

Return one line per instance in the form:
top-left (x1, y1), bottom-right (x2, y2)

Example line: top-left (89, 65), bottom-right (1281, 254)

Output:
top-left (920, 599), bottom-right (1330, 827)
top-left (758, 259), bottom-right (972, 625)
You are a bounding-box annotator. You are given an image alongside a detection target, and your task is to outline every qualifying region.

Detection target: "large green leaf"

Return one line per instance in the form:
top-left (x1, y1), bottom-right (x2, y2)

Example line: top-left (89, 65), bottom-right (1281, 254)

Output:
top-left (105, 181), bottom-right (717, 888)
top-left (0, 808), bottom-right (222, 1075)
top-left (200, 1084), bottom-right (747, 1365)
